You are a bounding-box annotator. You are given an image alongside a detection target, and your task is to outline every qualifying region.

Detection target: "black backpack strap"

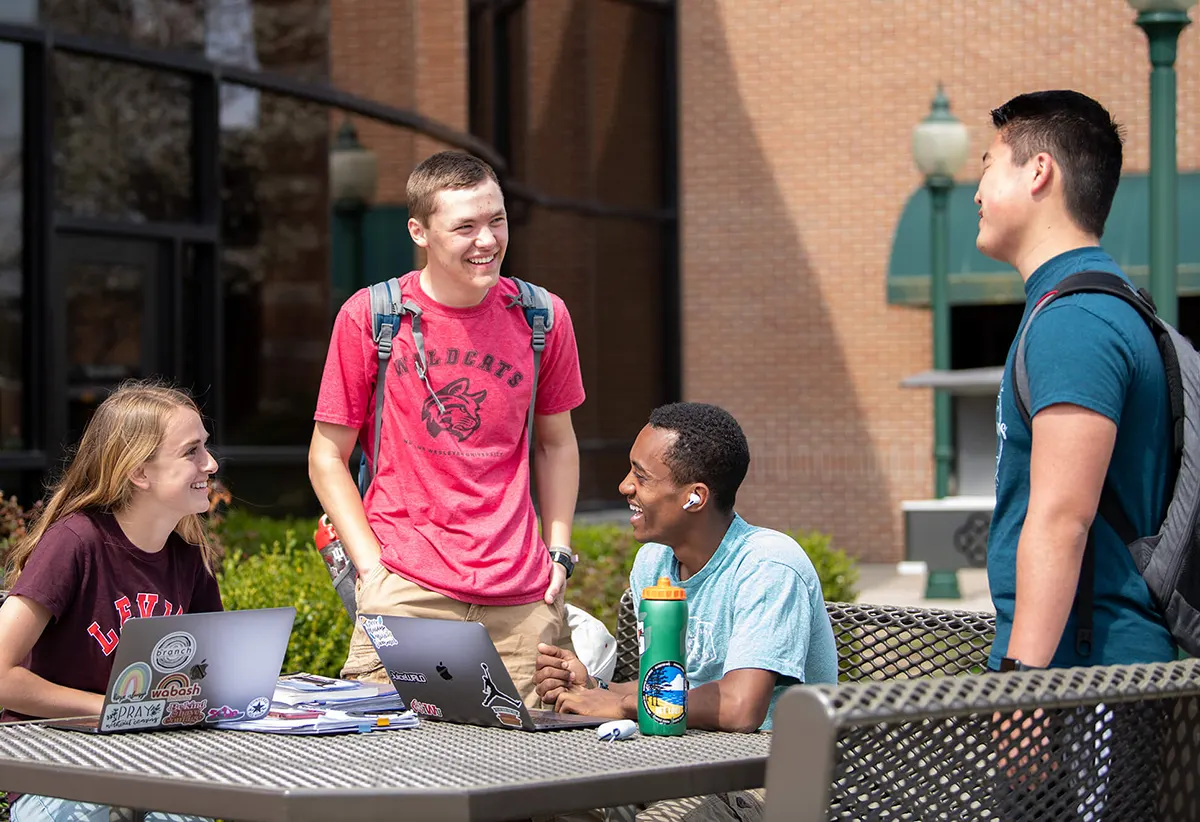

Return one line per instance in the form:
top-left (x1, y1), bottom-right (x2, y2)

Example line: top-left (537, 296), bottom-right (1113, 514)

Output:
top-left (1012, 270), bottom-right (1155, 658)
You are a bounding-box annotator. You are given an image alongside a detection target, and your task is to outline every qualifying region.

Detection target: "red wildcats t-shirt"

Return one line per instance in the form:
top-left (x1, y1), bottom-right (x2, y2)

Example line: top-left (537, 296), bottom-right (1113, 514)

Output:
top-left (315, 272), bottom-right (586, 606)
top-left (2, 511), bottom-right (224, 721)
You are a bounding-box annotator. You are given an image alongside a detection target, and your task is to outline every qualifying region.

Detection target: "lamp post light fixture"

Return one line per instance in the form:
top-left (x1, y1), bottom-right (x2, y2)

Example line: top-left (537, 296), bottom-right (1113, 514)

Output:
top-left (329, 116), bottom-right (378, 308)
top-left (1129, 0), bottom-right (1195, 328)
top-left (912, 85), bottom-right (970, 503)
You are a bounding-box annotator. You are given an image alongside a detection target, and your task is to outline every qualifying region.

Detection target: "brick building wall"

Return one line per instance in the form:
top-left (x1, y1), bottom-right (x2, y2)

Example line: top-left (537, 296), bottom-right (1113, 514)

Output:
top-left (679, 0), bottom-right (1200, 561)
top-left (329, 0), bottom-right (1200, 561)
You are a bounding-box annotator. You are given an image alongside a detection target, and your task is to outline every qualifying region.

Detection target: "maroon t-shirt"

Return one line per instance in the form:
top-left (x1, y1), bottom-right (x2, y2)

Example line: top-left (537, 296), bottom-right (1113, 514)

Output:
top-left (2, 511), bottom-right (223, 721)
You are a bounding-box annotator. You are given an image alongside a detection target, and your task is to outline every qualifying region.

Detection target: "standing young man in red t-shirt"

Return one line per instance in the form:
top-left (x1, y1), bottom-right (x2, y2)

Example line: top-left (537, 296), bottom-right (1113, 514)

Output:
top-left (309, 151), bottom-right (586, 705)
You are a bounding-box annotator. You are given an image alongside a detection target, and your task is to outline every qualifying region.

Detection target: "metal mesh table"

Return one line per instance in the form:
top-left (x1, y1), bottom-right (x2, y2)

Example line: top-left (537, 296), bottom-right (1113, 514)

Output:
top-left (0, 720), bottom-right (770, 821)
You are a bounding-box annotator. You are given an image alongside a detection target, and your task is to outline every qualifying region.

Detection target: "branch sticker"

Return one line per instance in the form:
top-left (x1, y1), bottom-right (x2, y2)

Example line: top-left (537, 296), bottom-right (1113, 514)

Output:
top-left (151, 631), bottom-right (198, 673)
top-left (359, 616), bottom-right (398, 648)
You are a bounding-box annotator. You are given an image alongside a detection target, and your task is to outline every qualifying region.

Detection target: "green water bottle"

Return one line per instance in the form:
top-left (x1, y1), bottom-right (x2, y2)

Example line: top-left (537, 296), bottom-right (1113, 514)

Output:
top-left (637, 576), bottom-right (688, 736)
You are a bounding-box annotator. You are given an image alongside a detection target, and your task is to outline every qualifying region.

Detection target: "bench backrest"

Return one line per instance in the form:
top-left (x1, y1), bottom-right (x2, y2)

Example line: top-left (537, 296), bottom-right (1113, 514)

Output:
top-left (611, 589), bottom-right (995, 684)
top-left (766, 659), bottom-right (1200, 821)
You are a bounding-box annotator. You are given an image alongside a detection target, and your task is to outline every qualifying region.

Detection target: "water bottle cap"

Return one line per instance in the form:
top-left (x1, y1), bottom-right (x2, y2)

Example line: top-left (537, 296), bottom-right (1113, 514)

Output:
top-left (642, 576), bottom-right (687, 600)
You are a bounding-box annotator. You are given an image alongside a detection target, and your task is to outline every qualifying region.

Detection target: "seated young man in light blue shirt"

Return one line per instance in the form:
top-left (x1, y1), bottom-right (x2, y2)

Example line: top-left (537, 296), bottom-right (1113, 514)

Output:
top-left (534, 401), bottom-right (837, 733)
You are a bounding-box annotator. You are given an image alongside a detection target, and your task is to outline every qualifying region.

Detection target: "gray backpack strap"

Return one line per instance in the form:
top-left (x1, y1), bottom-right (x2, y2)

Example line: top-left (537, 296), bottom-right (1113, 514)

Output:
top-left (508, 277), bottom-right (555, 448)
top-left (360, 279), bottom-right (446, 495)
top-left (363, 278), bottom-right (403, 493)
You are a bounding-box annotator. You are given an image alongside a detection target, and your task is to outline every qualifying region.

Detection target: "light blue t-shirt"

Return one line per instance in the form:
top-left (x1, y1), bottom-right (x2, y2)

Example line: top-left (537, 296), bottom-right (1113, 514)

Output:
top-left (988, 246), bottom-right (1175, 669)
top-left (629, 515), bottom-right (838, 731)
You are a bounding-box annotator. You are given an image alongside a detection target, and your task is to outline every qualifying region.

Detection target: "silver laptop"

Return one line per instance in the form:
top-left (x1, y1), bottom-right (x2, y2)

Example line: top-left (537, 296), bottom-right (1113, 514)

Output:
top-left (48, 607), bottom-right (296, 734)
top-left (359, 613), bottom-right (606, 731)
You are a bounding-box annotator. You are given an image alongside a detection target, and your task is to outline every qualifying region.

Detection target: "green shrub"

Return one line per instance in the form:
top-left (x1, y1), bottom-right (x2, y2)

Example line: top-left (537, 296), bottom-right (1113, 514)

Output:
top-left (567, 523), bottom-right (859, 631)
top-left (216, 529), bottom-right (352, 678)
top-left (569, 524), bottom-right (642, 629)
top-left (786, 530), bottom-right (860, 604)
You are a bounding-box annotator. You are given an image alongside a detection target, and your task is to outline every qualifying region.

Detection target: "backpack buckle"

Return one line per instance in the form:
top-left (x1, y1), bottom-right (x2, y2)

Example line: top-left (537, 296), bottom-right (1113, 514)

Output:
top-left (1074, 627), bottom-right (1093, 658)
top-left (530, 313), bottom-right (547, 351)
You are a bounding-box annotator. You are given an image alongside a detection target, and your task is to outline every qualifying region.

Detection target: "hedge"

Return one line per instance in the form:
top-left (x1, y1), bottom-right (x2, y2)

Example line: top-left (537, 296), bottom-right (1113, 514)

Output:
top-left (211, 513), bottom-right (859, 678)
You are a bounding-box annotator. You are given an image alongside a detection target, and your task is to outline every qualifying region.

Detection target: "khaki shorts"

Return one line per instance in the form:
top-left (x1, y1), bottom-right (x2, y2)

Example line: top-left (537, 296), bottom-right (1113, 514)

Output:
top-left (342, 564), bottom-right (573, 708)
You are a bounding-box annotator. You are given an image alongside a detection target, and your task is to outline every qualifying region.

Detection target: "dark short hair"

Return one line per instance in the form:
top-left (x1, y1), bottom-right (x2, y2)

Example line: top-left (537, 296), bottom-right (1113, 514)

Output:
top-left (407, 151), bottom-right (500, 224)
top-left (648, 402), bottom-right (750, 515)
top-left (990, 90), bottom-right (1124, 238)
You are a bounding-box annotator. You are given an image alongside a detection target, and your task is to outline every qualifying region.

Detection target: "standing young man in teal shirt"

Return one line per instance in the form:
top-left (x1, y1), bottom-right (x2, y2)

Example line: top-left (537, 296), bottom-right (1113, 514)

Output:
top-left (977, 90), bottom-right (1175, 672)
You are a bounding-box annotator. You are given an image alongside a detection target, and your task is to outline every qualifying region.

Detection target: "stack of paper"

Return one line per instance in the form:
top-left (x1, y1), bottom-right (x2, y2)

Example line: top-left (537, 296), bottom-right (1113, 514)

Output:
top-left (272, 672), bottom-right (392, 706)
top-left (212, 704), bottom-right (418, 735)
top-left (212, 672), bottom-right (417, 735)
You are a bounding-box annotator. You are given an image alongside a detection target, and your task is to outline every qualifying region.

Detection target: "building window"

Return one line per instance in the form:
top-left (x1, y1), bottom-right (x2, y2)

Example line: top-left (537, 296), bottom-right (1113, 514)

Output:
top-left (0, 44), bottom-right (22, 452)
top-left (52, 53), bottom-right (194, 223)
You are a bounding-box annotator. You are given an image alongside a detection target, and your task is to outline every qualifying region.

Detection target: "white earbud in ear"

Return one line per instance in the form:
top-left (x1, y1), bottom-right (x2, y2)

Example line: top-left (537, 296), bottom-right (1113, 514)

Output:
top-left (683, 492), bottom-right (701, 510)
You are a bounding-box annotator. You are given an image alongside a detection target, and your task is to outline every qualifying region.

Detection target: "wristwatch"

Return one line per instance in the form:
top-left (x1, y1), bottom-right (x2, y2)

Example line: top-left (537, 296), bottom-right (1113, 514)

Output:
top-left (998, 656), bottom-right (1041, 672)
top-left (548, 547), bottom-right (577, 579)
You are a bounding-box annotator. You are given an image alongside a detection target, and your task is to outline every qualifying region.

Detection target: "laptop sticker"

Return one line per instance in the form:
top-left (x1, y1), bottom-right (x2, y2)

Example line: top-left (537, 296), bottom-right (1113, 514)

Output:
top-left (641, 661), bottom-right (688, 725)
top-left (111, 662), bottom-right (153, 702)
top-left (360, 616), bottom-right (398, 648)
top-left (245, 696), bottom-right (271, 720)
top-left (206, 705), bottom-right (244, 722)
top-left (101, 700), bottom-right (165, 732)
top-left (480, 662), bottom-right (523, 726)
top-left (390, 671), bottom-right (426, 683)
top-left (151, 631), bottom-right (198, 674)
top-left (162, 699), bottom-right (208, 726)
top-left (149, 672), bottom-right (201, 700)
top-left (410, 699), bottom-right (443, 718)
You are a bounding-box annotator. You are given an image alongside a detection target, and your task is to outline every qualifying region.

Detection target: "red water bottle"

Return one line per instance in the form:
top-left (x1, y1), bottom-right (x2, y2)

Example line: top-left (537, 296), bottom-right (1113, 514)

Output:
top-left (314, 514), bottom-right (358, 619)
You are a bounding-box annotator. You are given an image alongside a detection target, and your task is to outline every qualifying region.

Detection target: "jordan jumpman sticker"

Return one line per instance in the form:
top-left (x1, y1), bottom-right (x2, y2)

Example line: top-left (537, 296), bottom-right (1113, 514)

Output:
top-left (480, 663), bottom-right (521, 709)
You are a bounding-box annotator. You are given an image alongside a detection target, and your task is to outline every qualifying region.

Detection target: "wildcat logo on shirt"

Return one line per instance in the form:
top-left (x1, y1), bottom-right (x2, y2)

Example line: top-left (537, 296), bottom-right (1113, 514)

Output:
top-left (422, 378), bottom-right (487, 441)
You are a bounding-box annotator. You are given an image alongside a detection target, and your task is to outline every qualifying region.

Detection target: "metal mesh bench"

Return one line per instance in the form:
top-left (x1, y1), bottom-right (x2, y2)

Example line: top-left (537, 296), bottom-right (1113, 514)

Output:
top-left (612, 589), bottom-right (996, 684)
top-left (766, 659), bottom-right (1200, 821)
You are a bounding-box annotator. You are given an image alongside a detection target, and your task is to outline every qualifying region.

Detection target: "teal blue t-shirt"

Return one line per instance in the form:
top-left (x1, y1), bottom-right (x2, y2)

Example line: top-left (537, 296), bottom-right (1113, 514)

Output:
top-left (988, 246), bottom-right (1175, 669)
top-left (630, 515), bottom-right (838, 731)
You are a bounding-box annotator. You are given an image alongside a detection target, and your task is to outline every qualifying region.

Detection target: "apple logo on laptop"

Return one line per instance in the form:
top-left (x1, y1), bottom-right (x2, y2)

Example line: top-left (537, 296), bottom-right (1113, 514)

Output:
top-left (436, 662), bottom-right (453, 681)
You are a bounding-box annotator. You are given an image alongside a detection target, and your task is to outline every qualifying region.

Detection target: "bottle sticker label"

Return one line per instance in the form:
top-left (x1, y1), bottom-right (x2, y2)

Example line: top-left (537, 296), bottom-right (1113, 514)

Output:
top-left (637, 620), bottom-right (646, 656)
top-left (641, 660), bottom-right (687, 725)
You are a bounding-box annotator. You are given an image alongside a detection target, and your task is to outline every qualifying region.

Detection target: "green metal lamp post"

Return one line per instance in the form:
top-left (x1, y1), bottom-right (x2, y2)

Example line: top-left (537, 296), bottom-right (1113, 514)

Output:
top-left (329, 116), bottom-right (378, 314)
top-left (1129, 0), bottom-right (1195, 328)
top-left (912, 86), bottom-right (970, 500)
top-left (912, 86), bottom-right (970, 600)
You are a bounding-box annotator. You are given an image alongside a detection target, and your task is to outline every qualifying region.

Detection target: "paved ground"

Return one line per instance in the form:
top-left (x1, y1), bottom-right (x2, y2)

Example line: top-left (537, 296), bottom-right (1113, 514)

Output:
top-left (577, 508), bottom-right (994, 612)
top-left (856, 563), bottom-right (993, 613)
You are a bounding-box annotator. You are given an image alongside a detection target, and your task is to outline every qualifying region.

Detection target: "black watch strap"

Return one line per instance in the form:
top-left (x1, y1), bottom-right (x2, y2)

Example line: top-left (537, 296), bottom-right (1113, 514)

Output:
top-left (549, 548), bottom-right (576, 579)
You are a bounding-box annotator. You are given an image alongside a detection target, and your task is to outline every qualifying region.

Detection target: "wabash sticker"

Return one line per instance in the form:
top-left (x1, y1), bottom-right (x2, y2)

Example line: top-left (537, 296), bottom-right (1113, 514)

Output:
top-left (410, 699), bottom-right (443, 718)
top-left (481, 663), bottom-right (523, 727)
top-left (149, 672), bottom-right (202, 700)
top-left (162, 699), bottom-right (208, 727)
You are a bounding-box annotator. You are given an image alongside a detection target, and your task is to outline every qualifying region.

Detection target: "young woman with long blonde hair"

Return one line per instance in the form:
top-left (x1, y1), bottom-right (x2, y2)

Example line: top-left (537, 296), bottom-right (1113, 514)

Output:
top-left (0, 381), bottom-right (222, 822)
